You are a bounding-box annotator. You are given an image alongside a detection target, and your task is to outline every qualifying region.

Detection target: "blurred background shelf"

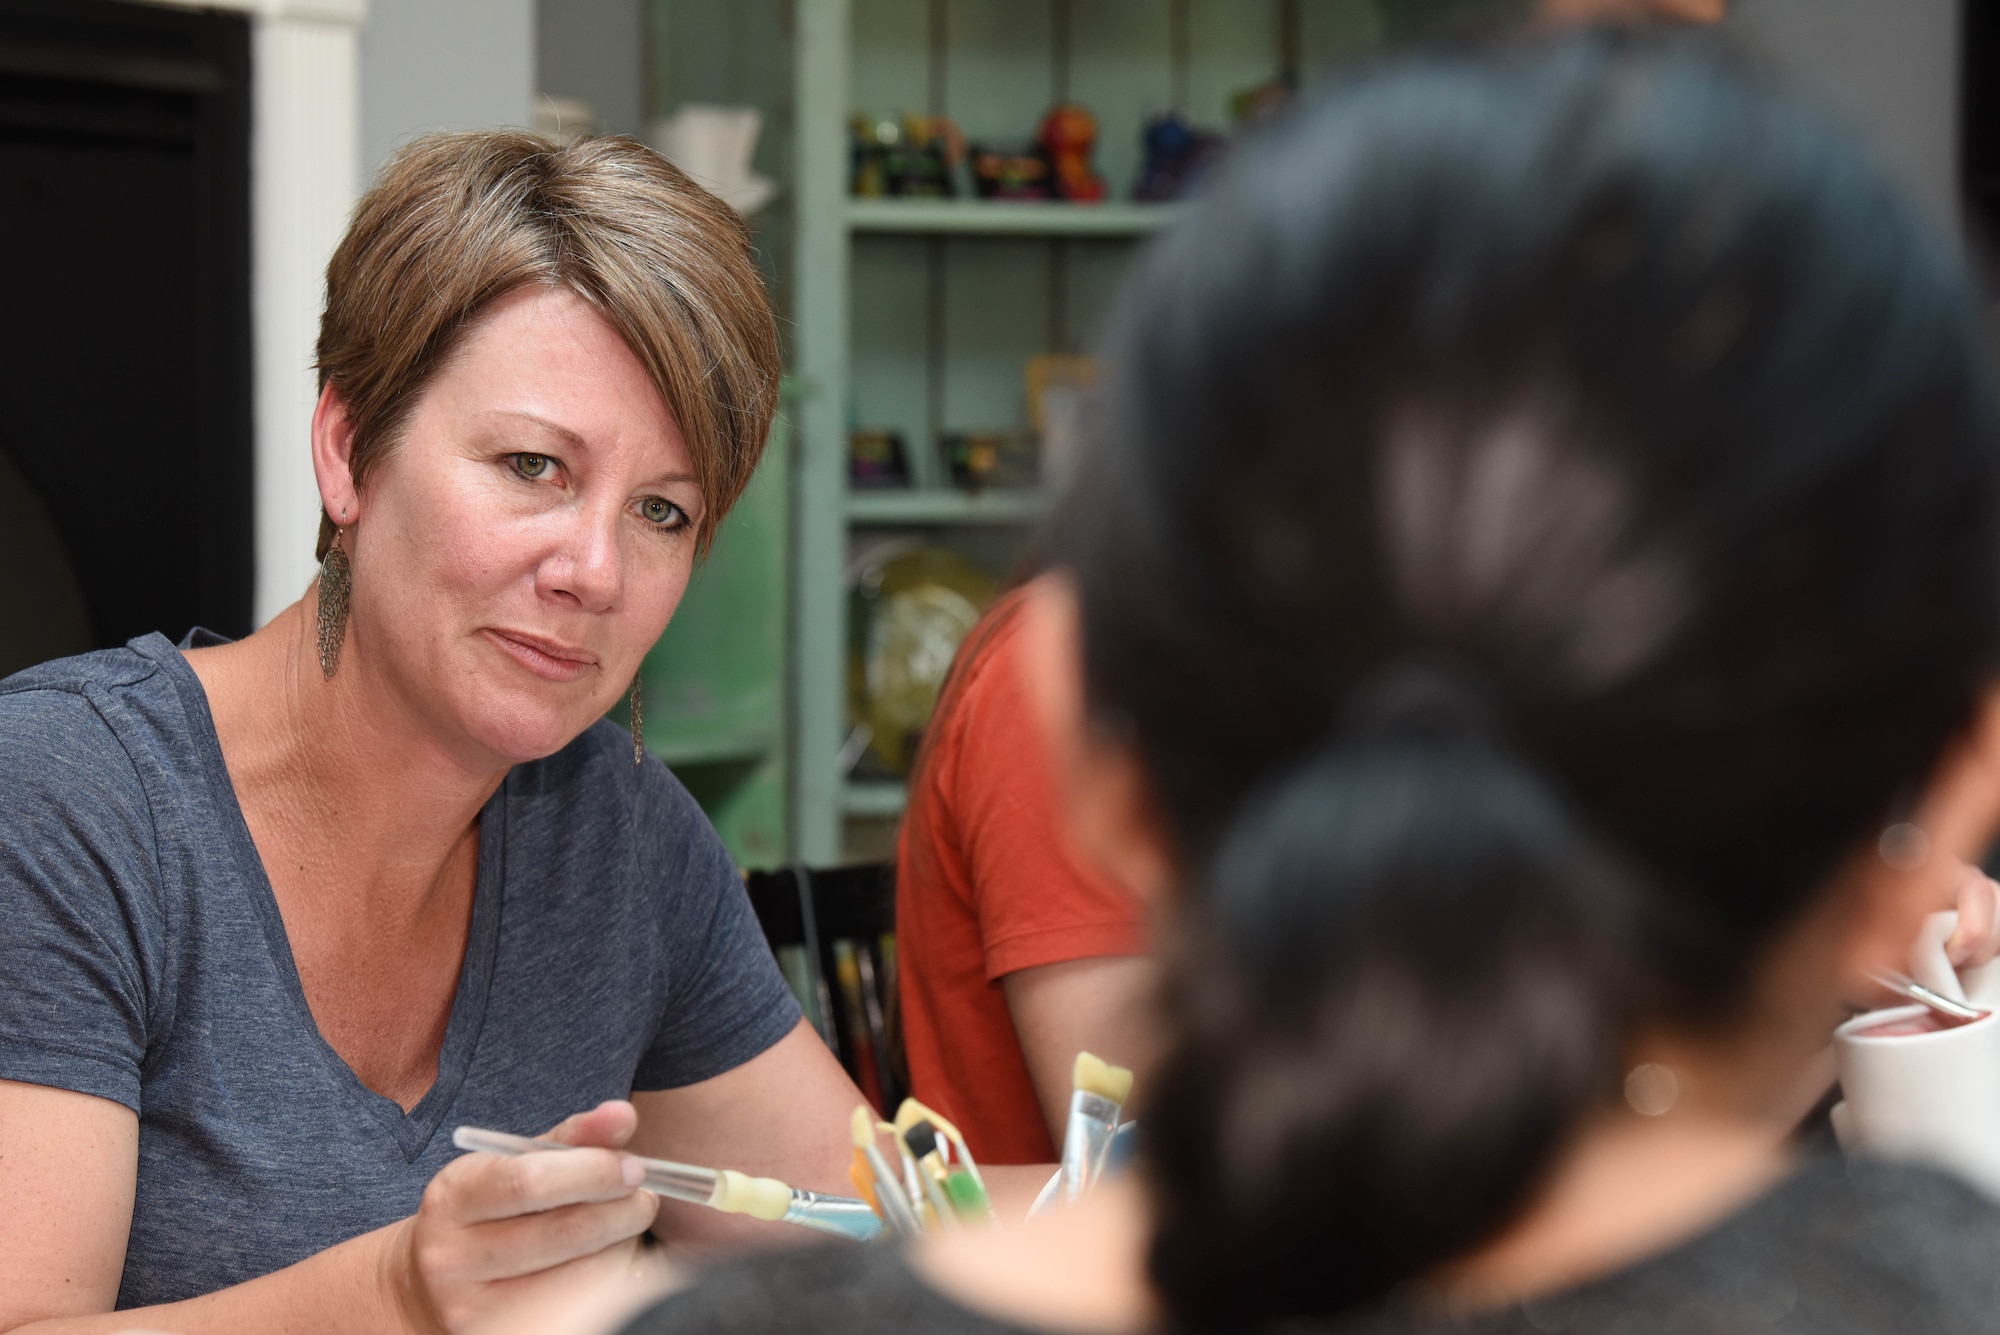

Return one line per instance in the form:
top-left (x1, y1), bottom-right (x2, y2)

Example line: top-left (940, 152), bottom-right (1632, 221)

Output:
top-left (842, 781), bottom-right (911, 818)
top-left (792, 0), bottom-right (1367, 863)
top-left (846, 198), bottom-right (1184, 236)
top-left (640, 391), bottom-right (793, 869)
top-left (845, 488), bottom-right (1047, 524)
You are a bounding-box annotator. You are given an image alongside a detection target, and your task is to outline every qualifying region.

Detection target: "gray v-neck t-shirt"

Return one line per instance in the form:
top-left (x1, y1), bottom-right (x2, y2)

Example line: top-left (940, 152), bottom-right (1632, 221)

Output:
top-left (0, 633), bottom-right (801, 1309)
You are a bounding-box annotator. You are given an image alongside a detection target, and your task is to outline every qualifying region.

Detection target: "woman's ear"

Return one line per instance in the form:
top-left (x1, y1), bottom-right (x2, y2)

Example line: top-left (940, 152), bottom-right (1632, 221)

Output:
top-left (1838, 685), bottom-right (2000, 984)
top-left (310, 382), bottom-right (361, 526)
top-left (1020, 573), bottom-right (1175, 908)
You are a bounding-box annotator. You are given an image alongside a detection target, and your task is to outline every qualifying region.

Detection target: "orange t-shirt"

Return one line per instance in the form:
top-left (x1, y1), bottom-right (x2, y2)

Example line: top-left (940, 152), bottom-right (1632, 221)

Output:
top-left (895, 587), bottom-right (1147, 1165)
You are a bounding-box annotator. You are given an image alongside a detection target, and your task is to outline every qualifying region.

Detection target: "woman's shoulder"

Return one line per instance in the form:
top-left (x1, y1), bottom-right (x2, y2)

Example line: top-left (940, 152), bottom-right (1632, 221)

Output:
top-left (0, 638), bottom-right (180, 791)
top-left (0, 637), bottom-right (171, 710)
top-left (623, 1245), bottom-right (1037, 1335)
top-left (1765, 1154), bottom-right (2000, 1322)
top-left (1478, 1155), bottom-right (2000, 1335)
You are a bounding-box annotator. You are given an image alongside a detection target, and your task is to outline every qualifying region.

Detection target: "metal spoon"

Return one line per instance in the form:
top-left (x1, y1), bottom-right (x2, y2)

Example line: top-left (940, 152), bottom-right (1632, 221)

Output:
top-left (1865, 968), bottom-right (1987, 1022)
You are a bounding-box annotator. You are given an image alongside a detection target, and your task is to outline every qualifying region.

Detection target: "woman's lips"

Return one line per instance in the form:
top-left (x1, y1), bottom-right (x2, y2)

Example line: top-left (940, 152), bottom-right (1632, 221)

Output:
top-left (483, 628), bottom-right (600, 683)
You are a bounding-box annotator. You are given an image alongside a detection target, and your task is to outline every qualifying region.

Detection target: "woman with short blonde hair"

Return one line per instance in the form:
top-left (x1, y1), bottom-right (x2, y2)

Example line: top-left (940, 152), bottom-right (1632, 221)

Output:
top-left (0, 132), bottom-right (866, 1332)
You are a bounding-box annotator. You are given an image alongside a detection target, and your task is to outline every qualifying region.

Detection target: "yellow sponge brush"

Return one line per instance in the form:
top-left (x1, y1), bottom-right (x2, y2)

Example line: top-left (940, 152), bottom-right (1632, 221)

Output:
top-left (1073, 1051), bottom-right (1134, 1106)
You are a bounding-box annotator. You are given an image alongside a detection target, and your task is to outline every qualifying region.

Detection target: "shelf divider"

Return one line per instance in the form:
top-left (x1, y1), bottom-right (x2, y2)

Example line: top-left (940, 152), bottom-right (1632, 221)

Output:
top-left (842, 780), bottom-right (910, 818)
top-left (846, 198), bottom-right (1184, 237)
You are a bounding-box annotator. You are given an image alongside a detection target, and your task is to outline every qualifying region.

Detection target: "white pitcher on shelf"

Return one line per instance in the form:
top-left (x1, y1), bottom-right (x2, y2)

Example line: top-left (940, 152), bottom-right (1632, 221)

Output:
top-left (647, 104), bottom-right (777, 218)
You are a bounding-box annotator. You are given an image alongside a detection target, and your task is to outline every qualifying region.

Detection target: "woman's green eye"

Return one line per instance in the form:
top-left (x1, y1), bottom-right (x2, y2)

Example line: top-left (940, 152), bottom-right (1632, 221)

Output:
top-left (514, 453), bottom-right (550, 478)
top-left (642, 497), bottom-right (685, 528)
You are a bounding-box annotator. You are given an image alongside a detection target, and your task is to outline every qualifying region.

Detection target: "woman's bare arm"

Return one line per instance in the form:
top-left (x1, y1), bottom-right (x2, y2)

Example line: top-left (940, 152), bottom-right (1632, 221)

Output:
top-left (0, 1081), bottom-right (656, 1335)
top-left (0, 1080), bottom-right (142, 1330)
top-left (0, 1077), bottom-right (400, 1333)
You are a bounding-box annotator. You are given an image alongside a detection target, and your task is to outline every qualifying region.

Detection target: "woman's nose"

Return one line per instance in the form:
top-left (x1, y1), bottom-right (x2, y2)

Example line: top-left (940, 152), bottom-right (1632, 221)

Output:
top-left (541, 506), bottom-right (623, 612)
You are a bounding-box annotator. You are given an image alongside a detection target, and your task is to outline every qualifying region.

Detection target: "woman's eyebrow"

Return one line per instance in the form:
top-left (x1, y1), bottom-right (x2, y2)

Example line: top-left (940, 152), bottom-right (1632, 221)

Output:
top-left (486, 408), bottom-right (589, 449)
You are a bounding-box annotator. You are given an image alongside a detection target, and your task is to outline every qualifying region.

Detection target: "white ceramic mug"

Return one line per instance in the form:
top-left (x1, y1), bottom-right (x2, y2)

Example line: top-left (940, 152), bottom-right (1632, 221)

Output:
top-left (1834, 992), bottom-right (2000, 1198)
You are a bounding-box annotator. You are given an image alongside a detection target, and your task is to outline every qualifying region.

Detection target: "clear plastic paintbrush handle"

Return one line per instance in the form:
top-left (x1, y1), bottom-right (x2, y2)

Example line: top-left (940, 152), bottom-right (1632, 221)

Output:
top-left (781, 1191), bottom-right (886, 1242)
top-left (451, 1126), bottom-right (720, 1205)
top-left (1058, 1092), bottom-right (1121, 1203)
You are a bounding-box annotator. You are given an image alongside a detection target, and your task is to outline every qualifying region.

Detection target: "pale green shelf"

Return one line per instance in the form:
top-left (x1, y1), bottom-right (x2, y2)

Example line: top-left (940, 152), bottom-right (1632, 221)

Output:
top-left (793, 0), bottom-right (1361, 863)
top-left (843, 781), bottom-right (910, 818)
top-left (845, 488), bottom-right (1047, 524)
top-left (846, 198), bottom-right (1185, 237)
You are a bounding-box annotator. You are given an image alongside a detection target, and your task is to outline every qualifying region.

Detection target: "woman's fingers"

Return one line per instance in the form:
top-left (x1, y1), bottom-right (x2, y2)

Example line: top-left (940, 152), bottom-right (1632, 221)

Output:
top-left (428, 1143), bottom-right (645, 1227)
top-left (449, 1191), bottom-right (660, 1282)
top-left (402, 1104), bottom-right (671, 1331)
top-left (542, 1099), bottom-right (639, 1150)
top-left (1947, 870), bottom-right (2000, 967)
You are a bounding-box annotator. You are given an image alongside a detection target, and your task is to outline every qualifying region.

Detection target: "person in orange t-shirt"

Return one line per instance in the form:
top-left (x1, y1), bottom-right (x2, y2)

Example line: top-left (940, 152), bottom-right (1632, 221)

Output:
top-left (895, 578), bottom-right (1154, 1165)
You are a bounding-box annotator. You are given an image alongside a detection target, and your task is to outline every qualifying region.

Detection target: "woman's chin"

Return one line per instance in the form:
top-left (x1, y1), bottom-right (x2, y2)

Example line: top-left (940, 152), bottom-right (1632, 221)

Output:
top-left (459, 699), bottom-right (606, 766)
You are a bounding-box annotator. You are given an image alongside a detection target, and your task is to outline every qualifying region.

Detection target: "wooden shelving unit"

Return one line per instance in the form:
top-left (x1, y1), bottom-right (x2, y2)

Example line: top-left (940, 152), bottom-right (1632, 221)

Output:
top-left (791, 0), bottom-right (1378, 862)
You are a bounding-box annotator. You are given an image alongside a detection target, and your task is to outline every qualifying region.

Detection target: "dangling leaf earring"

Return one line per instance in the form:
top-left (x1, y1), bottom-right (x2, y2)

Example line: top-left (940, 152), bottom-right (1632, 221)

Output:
top-left (317, 528), bottom-right (351, 679)
top-left (629, 674), bottom-right (645, 765)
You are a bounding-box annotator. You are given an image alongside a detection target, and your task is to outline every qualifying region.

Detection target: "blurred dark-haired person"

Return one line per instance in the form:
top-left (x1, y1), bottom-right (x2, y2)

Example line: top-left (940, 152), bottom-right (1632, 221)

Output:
top-left (894, 0), bottom-right (1737, 1180)
top-left (0, 134), bottom-right (905, 1332)
top-left (617, 31), bottom-right (2000, 1335)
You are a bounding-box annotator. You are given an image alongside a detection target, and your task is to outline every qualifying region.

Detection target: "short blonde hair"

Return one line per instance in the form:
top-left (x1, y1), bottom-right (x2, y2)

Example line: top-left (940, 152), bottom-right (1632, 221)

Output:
top-left (315, 131), bottom-right (780, 559)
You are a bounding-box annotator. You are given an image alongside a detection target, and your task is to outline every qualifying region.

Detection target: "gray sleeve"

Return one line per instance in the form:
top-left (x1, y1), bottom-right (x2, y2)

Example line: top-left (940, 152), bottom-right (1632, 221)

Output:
top-left (0, 689), bottom-right (161, 1111)
top-left (620, 1246), bottom-right (1020, 1335)
top-left (631, 760), bottom-right (801, 1090)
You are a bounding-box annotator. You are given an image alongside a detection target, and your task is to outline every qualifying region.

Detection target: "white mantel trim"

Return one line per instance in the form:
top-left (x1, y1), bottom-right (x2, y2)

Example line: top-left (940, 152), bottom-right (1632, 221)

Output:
top-left (130, 0), bottom-right (366, 26)
top-left (130, 0), bottom-right (367, 624)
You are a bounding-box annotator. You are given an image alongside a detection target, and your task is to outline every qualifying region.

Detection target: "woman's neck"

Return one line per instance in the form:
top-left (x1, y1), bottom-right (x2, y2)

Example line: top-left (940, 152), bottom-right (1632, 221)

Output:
top-left (1436, 1000), bottom-right (1840, 1309)
top-left (184, 592), bottom-right (507, 919)
top-left (1434, 1102), bottom-right (1793, 1310)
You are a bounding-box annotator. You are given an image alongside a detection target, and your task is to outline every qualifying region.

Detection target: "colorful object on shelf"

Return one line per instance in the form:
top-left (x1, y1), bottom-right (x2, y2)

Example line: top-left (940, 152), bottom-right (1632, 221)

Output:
top-left (1230, 77), bottom-right (1294, 128)
top-left (851, 113), bottom-right (963, 198)
top-left (1038, 103), bottom-right (1105, 203)
top-left (849, 429), bottom-right (911, 488)
top-left (849, 547), bottom-right (998, 777)
top-left (1027, 355), bottom-right (1098, 487)
top-left (1132, 111), bottom-right (1224, 202)
top-left (1026, 354), bottom-right (1097, 436)
top-left (968, 142), bottom-right (1052, 200)
top-left (941, 431), bottom-right (1038, 492)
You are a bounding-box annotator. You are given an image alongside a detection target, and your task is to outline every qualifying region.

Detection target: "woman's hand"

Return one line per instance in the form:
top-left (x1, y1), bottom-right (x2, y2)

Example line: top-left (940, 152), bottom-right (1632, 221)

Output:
top-left (390, 1100), bottom-right (661, 1334)
top-left (1945, 864), bottom-right (2000, 968)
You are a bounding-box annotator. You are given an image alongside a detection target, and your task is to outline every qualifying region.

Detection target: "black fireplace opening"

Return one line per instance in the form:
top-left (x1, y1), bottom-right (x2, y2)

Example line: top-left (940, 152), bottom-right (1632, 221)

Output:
top-left (1966, 1), bottom-right (2000, 285)
top-left (0, 0), bottom-right (252, 678)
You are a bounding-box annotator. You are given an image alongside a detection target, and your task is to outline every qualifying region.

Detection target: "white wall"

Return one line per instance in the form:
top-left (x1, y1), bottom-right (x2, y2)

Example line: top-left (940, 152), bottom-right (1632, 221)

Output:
top-left (1728, 0), bottom-right (1960, 230)
top-left (361, 0), bottom-right (536, 182)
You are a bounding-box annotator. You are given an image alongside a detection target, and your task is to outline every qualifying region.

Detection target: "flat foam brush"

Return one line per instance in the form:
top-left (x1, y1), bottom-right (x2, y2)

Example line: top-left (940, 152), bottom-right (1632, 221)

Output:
top-left (1057, 1051), bottom-right (1133, 1203)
